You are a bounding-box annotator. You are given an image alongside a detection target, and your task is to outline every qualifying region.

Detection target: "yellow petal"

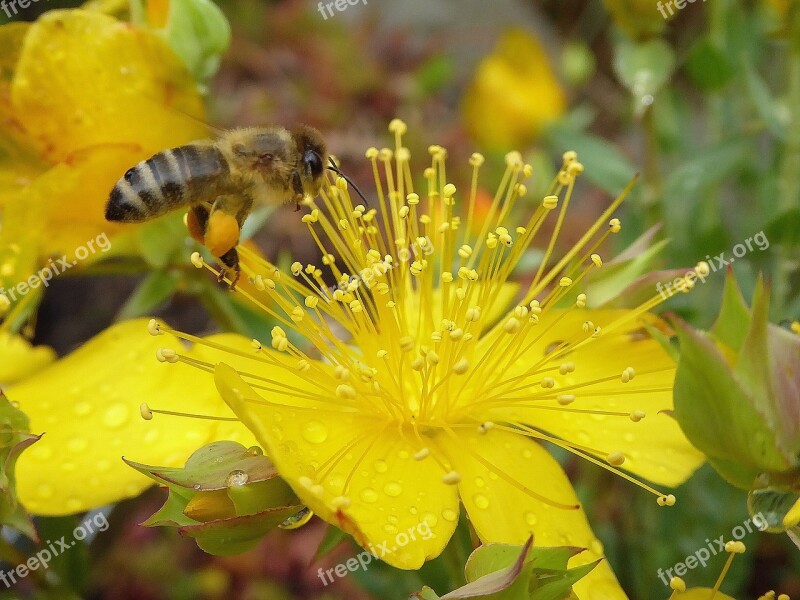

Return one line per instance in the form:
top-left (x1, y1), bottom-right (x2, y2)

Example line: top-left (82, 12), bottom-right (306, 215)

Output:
top-left (11, 9), bottom-right (206, 164)
top-left (0, 331), bottom-right (55, 385)
top-left (483, 309), bottom-right (704, 487)
top-left (440, 428), bottom-right (627, 600)
top-left (11, 319), bottom-right (256, 515)
top-left (215, 362), bottom-right (458, 568)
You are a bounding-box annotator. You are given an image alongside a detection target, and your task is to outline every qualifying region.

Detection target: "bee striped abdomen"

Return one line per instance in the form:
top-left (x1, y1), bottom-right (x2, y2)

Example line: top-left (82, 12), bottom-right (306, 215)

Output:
top-left (105, 144), bottom-right (230, 222)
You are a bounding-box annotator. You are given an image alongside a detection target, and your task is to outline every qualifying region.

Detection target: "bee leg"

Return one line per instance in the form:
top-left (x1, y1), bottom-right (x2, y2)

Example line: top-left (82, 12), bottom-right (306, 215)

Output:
top-left (217, 247), bottom-right (240, 287)
top-left (292, 170), bottom-right (304, 212)
top-left (206, 194), bottom-right (252, 288)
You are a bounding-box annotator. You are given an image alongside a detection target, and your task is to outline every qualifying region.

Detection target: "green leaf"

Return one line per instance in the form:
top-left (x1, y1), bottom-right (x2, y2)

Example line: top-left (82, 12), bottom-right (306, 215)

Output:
top-left (116, 270), bottom-right (181, 319)
top-left (684, 39), bottom-right (736, 91)
top-left (546, 125), bottom-right (637, 195)
top-left (743, 59), bottom-right (787, 140)
top-left (136, 213), bottom-right (188, 269)
top-left (442, 538), bottom-right (532, 599)
top-left (612, 37), bottom-right (675, 99)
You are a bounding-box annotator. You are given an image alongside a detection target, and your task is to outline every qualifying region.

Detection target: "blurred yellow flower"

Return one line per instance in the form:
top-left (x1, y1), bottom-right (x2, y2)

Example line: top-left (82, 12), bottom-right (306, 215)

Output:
top-left (602, 0), bottom-right (667, 36)
top-left (461, 29), bottom-right (566, 150)
top-left (0, 9), bottom-right (206, 299)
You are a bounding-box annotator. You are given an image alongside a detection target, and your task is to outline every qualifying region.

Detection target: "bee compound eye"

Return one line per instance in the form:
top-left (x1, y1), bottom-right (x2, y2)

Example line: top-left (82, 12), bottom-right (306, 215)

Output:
top-left (303, 149), bottom-right (324, 178)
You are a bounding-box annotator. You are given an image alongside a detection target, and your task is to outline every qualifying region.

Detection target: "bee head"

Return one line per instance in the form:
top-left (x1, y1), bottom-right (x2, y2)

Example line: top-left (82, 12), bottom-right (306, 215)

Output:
top-left (292, 125), bottom-right (328, 192)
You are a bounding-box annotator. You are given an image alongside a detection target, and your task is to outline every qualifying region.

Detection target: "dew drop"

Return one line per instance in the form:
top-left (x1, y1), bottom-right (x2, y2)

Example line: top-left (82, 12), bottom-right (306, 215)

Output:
top-left (67, 438), bottom-right (88, 453)
top-left (103, 403), bottom-right (129, 429)
top-left (398, 449), bottom-right (410, 459)
top-left (360, 488), bottom-right (378, 503)
top-left (73, 401), bottom-right (92, 416)
top-left (301, 421), bottom-right (328, 444)
top-left (473, 494), bottom-right (490, 509)
top-left (96, 459), bottom-right (111, 472)
top-left (384, 482), bottom-right (403, 497)
top-left (374, 459), bottom-right (388, 473)
top-left (387, 514), bottom-right (399, 525)
top-left (383, 524), bottom-right (398, 535)
top-left (474, 476), bottom-right (485, 488)
top-left (522, 448), bottom-right (532, 459)
top-left (442, 508), bottom-right (458, 522)
top-left (36, 483), bottom-right (53, 499)
top-left (524, 511), bottom-right (537, 526)
top-left (30, 445), bottom-right (53, 460)
top-left (422, 512), bottom-right (438, 527)
top-left (144, 429), bottom-right (159, 444)
top-left (247, 446), bottom-right (263, 456)
top-left (226, 470), bottom-right (249, 487)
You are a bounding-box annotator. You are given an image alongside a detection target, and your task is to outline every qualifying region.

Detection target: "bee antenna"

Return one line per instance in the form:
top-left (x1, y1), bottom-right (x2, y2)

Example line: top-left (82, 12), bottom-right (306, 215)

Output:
top-left (327, 158), bottom-right (368, 205)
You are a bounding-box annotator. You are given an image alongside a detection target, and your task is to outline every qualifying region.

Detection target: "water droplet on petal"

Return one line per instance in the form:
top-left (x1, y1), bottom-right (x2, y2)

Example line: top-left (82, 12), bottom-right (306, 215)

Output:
top-left (383, 524), bottom-right (398, 535)
top-left (475, 477), bottom-right (485, 488)
top-left (302, 421), bottom-right (328, 444)
top-left (226, 469), bottom-right (249, 487)
top-left (384, 482), bottom-right (402, 497)
top-left (360, 488), bottom-right (378, 503)
top-left (524, 511), bottom-right (537, 526)
top-left (67, 438), bottom-right (88, 453)
top-left (103, 403), bottom-right (129, 429)
top-left (442, 509), bottom-right (458, 522)
top-left (246, 445), bottom-right (263, 456)
top-left (73, 401), bottom-right (92, 416)
top-left (473, 494), bottom-right (490, 509)
top-left (374, 459), bottom-right (388, 473)
top-left (422, 512), bottom-right (438, 527)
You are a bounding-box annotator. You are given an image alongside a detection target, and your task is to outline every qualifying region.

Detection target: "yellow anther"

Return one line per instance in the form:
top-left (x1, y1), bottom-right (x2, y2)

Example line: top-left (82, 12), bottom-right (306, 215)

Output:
top-left (388, 118), bottom-right (407, 135)
top-left (377, 349), bottom-right (388, 359)
top-left (469, 152), bottom-right (485, 167)
top-left (523, 164), bottom-right (533, 177)
top-left (251, 339), bottom-right (262, 350)
top-left (582, 321), bottom-right (594, 333)
top-left (541, 377), bottom-right (555, 389)
top-left (296, 359), bottom-right (311, 372)
top-left (576, 293), bottom-right (587, 308)
top-left (334, 365), bottom-right (350, 380)
top-left (629, 410), bottom-right (646, 422)
top-left (349, 300), bottom-right (363, 313)
top-left (156, 348), bottom-right (178, 363)
top-left (443, 183), bottom-right (456, 198)
top-left (562, 150), bottom-right (578, 163)
top-left (291, 262), bottom-right (303, 275)
top-left (657, 494), bottom-right (676, 506)
top-left (399, 206), bottom-right (410, 219)
top-left (567, 162), bottom-right (584, 176)
top-left (504, 318), bottom-right (521, 334)
top-left (442, 471), bottom-right (461, 485)
top-left (504, 151), bottom-right (523, 168)
top-left (458, 244), bottom-right (473, 258)
top-left (378, 148), bottom-right (393, 161)
top-left (559, 362), bottom-right (575, 375)
top-left (441, 272), bottom-right (454, 283)
top-left (414, 448), bottom-right (430, 460)
top-left (478, 421), bottom-right (494, 433)
top-left (338, 219), bottom-right (349, 231)
top-left (336, 384), bottom-right (357, 400)
top-left (591, 254), bottom-right (603, 267)
top-left (669, 577), bottom-right (685, 592)
top-left (542, 195), bottom-right (559, 210)
top-left (621, 367), bottom-right (636, 383)
top-left (465, 306), bottom-right (481, 322)
top-left (190, 252), bottom-right (204, 268)
top-left (426, 351), bottom-right (440, 365)
top-left (301, 213), bottom-right (316, 224)
top-left (452, 358), bottom-right (469, 375)
top-left (559, 277), bottom-right (573, 287)
top-left (607, 452), bottom-right (626, 466)
top-left (513, 306), bottom-right (529, 319)
top-left (395, 147), bottom-right (411, 161)
top-left (147, 319), bottom-right (162, 336)
top-left (272, 337), bottom-right (289, 352)
top-left (515, 183), bottom-right (527, 197)
top-left (365, 147), bottom-right (379, 159)
top-left (529, 300), bottom-right (542, 314)
top-left (304, 296), bottom-right (319, 309)
top-left (291, 306), bottom-right (305, 322)
top-left (726, 541), bottom-right (746, 553)
top-left (609, 218), bottom-right (621, 233)
top-left (139, 403), bottom-right (153, 420)
top-left (410, 357), bottom-right (425, 371)
top-left (557, 394), bottom-right (575, 405)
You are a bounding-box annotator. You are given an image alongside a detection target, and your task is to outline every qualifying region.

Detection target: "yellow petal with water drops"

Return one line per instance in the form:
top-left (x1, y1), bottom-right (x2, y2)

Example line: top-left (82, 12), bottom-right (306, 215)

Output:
top-left (11, 319), bottom-right (256, 516)
top-left (0, 331), bottom-right (56, 385)
top-left (10, 9), bottom-right (206, 164)
top-left (441, 428), bottom-right (626, 600)
top-left (0, 144), bottom-right (146, 276)
top-left (215, 363), bottom-right (458, 569)
top-left (481, 309), bottom-right (704, 488)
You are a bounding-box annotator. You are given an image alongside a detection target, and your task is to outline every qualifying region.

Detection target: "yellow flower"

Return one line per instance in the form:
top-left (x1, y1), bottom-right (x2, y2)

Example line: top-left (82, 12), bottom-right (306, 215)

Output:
top-left (10, 319), bottom-right (257, 515)
top-left (157, 121), bottom-right (704, 599)
top-left (0, 9), bottom-right (206, 288)
top-left (461, 29), bottom-right (566, 150)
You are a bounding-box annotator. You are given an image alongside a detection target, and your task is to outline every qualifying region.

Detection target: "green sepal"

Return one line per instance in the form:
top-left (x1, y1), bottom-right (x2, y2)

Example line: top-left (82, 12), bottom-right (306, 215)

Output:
top-left (0, 390), bottom-right (39, 541)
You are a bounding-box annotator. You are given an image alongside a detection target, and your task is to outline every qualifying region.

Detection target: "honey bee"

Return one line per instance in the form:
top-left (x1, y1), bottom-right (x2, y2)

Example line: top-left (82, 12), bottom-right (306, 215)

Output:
top-left (105, 125), bottom-right (336, 285)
